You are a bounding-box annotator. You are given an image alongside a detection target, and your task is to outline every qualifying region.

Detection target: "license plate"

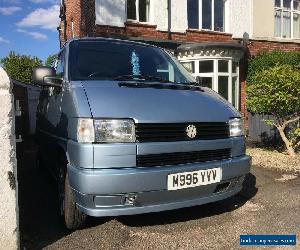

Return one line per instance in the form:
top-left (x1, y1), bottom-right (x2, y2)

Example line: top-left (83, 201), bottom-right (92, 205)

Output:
top-left (167, 167), bottom-right (222, 191)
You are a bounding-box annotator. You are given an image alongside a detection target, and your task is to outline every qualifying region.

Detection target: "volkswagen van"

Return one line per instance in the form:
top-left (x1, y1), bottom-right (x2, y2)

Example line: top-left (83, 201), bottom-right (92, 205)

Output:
top-left (33, 38), bottom-right (251, 229)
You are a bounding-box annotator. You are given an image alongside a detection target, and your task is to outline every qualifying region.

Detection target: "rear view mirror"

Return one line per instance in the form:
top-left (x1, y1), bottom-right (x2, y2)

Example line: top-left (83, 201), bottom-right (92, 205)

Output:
top-left (32, 66), bottom-right (56, 86)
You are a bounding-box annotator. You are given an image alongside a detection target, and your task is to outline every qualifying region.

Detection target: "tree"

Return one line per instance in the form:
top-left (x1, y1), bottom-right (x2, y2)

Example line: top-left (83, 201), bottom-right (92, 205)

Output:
top-left (0, 51), bottom-right (42, 84)
top-left (247, 65), bottom-right (300, 156)
top-left (45, 54), bottom-right (57, 67)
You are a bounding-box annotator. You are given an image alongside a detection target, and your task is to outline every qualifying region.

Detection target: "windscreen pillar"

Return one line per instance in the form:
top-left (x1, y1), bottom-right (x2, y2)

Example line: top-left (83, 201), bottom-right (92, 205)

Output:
top-left (0, 67), bottom-right (19, 249)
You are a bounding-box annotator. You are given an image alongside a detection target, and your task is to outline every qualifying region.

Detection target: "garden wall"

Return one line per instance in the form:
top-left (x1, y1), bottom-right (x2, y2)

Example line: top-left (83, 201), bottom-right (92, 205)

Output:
top-left (0, 67), bottom-right (19, 249)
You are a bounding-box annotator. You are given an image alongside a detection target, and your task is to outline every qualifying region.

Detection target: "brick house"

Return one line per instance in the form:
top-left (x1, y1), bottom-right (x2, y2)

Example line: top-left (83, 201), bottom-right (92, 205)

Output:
top-left (58, 0), bottom-right (300, 124)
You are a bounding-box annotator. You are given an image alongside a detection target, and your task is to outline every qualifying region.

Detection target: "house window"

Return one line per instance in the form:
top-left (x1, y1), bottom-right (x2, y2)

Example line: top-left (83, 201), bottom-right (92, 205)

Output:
top-left (127, 0), bottom-right (150, 22)
top-left (181, 58), bottom-right (239, 109)
top-left (275, 0), bottom-right (300, 38)
top-left (187, 0), bottom-right (225, 32)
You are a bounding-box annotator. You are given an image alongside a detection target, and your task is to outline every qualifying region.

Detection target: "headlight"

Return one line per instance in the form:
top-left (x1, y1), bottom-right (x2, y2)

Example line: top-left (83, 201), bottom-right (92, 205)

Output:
top-left (229, 118), bottom-right (244, 137)
top-left (77, 118), bottom-right (95, 143)
top-left (94, 119), bottom-right (135, 143)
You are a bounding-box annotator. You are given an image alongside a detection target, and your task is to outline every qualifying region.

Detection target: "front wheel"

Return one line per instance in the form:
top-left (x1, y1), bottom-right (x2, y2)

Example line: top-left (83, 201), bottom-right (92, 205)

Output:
top-left (63, 172), bottom-right (87, 230)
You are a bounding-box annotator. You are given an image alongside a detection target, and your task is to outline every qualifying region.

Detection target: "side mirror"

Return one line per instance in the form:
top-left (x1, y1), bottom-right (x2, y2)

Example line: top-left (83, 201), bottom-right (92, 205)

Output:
top-left (43, 76), bottom-right (63, 87)
top-left (32, 66), bottom-right (62, 87)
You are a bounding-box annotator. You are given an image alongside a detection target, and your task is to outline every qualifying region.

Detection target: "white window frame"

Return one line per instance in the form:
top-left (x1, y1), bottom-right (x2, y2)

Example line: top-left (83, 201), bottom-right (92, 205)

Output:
top-left (126, 0), bottom-right (150, 23)
top-left (275, 0), bottom-right (300, 39)
top-left (188, 0), bottom-right (225, 32)
top-left (180, 58), bottom-right (240, 109)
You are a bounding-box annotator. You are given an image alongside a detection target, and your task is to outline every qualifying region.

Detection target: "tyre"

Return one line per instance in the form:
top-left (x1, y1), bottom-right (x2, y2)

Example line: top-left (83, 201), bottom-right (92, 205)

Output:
top-left (63, 172), bottom-right (87, 230)
top-left (57, 154), bottom-right (87, 230)
top-left (239, 173), bottom-right (257, 199)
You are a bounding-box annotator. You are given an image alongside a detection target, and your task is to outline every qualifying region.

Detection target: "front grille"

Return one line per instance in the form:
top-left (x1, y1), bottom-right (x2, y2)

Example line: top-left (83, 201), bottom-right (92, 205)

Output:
top-left (135, 122), bottom-right (229, 142)
top-left (136, 148), bottom-right (231, 167)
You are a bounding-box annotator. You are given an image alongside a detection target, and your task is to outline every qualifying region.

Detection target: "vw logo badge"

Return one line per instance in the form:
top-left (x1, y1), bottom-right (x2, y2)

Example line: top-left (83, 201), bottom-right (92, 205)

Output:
top-left (186, 125), bottom-right (197, 139)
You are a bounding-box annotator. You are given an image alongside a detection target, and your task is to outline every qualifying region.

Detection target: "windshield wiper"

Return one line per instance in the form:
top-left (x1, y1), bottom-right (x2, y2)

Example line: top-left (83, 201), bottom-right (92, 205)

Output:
top-left (113, 74), bottom-right (170, 83)
top-left (114, 75), bottom-right (203, 91)
top-left (119, 82), bottom-right (204, 92)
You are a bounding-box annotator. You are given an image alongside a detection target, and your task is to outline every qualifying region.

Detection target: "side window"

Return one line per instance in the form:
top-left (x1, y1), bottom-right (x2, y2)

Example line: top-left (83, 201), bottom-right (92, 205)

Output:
top-left (56, 53), bottom-right (65, 77)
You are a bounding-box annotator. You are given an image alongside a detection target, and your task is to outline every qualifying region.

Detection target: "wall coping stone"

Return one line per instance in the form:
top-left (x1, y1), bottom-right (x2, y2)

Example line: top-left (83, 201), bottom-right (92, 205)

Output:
top-left (0, 67), bottom-right (10, 90)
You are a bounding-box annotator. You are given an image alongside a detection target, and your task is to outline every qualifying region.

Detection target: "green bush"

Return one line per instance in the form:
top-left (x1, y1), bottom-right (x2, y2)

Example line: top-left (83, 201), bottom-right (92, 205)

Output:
top-left (45, 54), bottom-right (57, 67)
top-left (0, 51), bottom-right (42, 84)
top-left (247, 51), bottom-right (300, 85)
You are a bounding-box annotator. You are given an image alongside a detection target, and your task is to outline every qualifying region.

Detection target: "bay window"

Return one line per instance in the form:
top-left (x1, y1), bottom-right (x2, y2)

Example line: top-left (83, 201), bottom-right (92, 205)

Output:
top-left (181, 59), bottom-right (239, 109)
top-left (187, 0), bottom-right (225, 32)
top-left (275, 0), bottom-right (300, 39)
top-left (127, 0), bottom-right (150, 22)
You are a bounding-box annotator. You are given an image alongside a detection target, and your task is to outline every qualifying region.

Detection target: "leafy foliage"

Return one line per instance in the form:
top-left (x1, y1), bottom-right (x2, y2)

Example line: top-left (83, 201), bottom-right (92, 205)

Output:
top-left (45, 54), bottom-right (57, 67)
top-left (0, 51), bottom-right (42, 84)
top-left (247, 51), bottom-right (300, 85)
top-left (247, 64), bottom-right (300, 155)
top-left (288, 127), bottom-right (300, 150)
top-left (247, 65), bottom-right (300, 116)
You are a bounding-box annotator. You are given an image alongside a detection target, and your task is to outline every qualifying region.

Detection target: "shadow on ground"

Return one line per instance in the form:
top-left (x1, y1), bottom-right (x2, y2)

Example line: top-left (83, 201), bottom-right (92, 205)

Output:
top-left (18, 141), bottom-right (257, 249)
top-left (18, 142), bottom-right (69, 250)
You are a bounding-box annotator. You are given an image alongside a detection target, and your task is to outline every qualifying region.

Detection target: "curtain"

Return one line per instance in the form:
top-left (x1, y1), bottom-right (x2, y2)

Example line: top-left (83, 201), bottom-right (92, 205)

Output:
top-left (275, 10), bottom-right (282, 37)
top-left (282, 11), bottom-right (291, 38)
top-left (293, 13), bottom-right (300, 38)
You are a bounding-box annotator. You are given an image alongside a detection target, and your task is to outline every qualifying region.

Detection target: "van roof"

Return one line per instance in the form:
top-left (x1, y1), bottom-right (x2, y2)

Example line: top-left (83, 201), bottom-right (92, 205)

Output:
top-left (64, 37), bottom-right (159, 50)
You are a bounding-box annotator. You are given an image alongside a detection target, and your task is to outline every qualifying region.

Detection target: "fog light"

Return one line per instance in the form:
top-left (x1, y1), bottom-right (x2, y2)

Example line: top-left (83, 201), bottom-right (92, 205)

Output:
top-left (123, 194), bottom-right (137, 206)
top-left (214, 182), bottom-right (230, 193)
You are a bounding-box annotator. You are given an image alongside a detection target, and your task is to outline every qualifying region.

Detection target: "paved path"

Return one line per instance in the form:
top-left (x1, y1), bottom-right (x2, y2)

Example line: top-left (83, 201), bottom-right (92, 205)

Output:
top-left (19, 155), bottom-right (299, 249)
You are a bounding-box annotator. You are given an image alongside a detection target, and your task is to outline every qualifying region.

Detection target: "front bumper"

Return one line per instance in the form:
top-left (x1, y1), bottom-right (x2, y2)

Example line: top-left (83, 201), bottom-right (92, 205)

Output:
top-left (68, 155), bottom-right (251, 217)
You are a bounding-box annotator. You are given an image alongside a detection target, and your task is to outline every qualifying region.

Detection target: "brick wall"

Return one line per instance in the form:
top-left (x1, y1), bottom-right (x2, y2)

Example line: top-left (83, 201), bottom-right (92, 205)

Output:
top-left (93, 22), bottom-right (234, 42)
top-left (80, 0), bottom-right (95, 37)
top-left (248, 39), bottom-right (300, 56)
top-left (60, 0), bottom-right (82, 45)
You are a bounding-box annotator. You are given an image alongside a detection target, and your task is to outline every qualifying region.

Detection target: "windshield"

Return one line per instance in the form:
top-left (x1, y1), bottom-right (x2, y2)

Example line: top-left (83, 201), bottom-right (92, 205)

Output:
top-left (69, 40), bottom-right (195, 84)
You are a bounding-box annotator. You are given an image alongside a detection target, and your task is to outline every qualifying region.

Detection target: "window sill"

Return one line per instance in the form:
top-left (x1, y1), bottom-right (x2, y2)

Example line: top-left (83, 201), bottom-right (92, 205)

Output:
top-left (125, 20), bottom-right (157, 28)
top-left (187, 29), bottom-right (232, 36)
top-left (251, 36), bottom-right (300, 43)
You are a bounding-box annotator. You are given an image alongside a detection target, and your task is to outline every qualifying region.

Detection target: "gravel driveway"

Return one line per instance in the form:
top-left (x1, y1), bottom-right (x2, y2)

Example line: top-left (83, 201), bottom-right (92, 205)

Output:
top-left (19, 150), bottom-right (300, 250)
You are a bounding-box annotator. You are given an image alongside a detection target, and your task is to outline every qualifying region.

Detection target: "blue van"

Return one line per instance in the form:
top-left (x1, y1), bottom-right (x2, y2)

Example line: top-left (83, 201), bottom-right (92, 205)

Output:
top-left (33, 37), bottom-right (251, 229)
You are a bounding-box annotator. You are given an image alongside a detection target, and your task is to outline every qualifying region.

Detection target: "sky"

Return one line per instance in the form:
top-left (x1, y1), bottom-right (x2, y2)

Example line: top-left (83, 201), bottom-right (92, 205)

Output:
top-left (0, 0), bottom-right (60, 63)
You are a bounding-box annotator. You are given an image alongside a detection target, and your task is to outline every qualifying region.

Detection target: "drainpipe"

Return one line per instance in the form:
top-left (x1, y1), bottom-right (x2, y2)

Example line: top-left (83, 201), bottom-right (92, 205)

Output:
top-left (167, 0), bottom-right (171, 40)
top-left (71, 19), bottom-right (75, 38)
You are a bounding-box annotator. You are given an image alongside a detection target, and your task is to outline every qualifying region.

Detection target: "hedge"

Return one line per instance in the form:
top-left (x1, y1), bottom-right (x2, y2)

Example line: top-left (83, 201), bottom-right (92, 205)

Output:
top-left (247, 50), bottom-right (300, 85)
